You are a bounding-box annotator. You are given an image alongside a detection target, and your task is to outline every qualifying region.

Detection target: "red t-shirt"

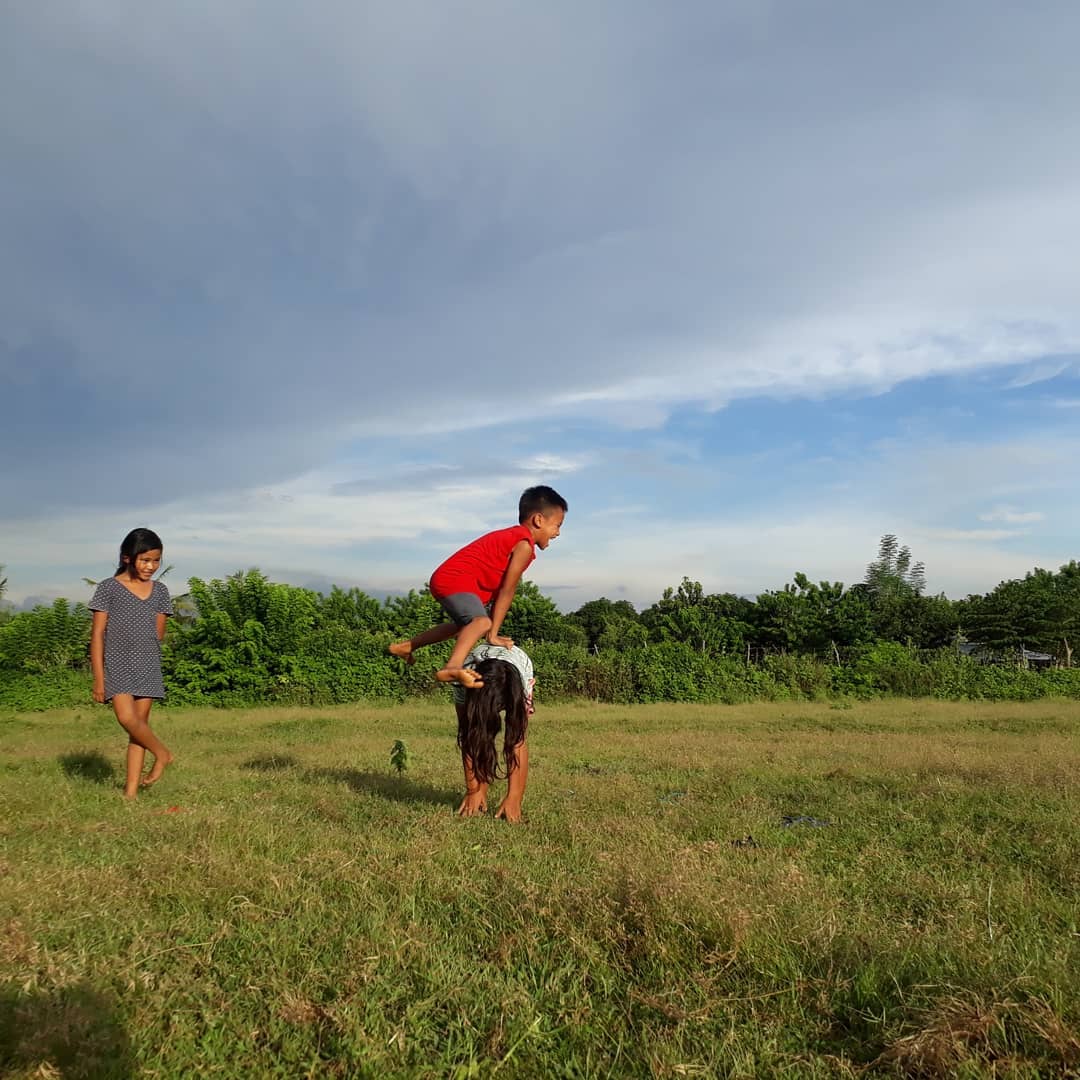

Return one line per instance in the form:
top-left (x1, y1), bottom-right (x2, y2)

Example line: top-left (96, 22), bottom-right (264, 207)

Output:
top-left (429, 524), bottom-right (536, 604)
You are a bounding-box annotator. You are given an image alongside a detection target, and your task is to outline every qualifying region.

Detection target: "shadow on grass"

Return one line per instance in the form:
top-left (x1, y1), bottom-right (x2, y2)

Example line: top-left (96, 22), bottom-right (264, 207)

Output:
top-left (309, 767), bottom-right (459, 807)
top-left (239, 755), bottom-right (458, 807)
top-left (0, 981), bottom-right (133, 1079)
top-left (242, 753), bottom-right (301, 772)
top-left (59, 751), bottom-right (116, 785)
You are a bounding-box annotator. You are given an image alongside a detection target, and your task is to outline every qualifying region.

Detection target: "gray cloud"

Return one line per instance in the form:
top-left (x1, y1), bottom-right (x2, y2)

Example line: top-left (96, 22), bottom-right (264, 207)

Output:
top-left (329, 452), bottom-right (581, 496)
top-left (3, 1), bottom-right (1080, 516)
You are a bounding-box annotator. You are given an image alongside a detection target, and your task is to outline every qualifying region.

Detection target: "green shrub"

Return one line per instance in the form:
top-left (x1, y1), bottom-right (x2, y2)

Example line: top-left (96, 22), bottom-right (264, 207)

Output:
top-left (0, 600), bottom-right (91, 674)
top-left (0, 670), bottom-right (90, 711)
top-left (4, 570), bottom-right (1080, 709)
top-left (761, 653), bottom-right (833, 699)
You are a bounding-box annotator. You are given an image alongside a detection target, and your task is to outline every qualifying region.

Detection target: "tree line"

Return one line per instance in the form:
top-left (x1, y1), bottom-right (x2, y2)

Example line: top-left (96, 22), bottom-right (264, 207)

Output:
top-left (1, 536), bottom-right (1078, 710)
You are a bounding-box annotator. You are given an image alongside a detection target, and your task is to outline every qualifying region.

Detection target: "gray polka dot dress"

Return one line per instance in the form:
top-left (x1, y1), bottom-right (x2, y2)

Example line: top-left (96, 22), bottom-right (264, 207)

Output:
top-left (89, 578), bottom-right (172, 701)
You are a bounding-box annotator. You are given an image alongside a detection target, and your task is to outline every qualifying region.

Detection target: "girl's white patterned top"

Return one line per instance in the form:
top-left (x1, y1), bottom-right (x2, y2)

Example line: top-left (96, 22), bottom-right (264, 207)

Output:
top-left (451, 643), bottom-right (535, 714)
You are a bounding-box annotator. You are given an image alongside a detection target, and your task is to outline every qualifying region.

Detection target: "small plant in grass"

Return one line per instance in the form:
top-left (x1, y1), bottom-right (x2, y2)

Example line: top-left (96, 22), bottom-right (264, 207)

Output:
top-left (389, 739), bottom-right (409, 775)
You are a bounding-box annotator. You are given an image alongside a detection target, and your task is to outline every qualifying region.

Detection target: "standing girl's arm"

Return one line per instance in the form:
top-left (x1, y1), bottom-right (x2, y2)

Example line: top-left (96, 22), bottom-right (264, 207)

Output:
top-left (90, 610), bottom-right (108, 703)
top-left (156, 613), bottom-right (167, 641)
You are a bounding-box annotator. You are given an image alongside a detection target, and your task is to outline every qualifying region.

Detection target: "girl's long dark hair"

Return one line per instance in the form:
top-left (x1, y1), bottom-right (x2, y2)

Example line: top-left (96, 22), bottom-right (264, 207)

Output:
top-left (458, 657), bottom-right (528, 785)
top-left (116, 528), bottom-right (163, 576)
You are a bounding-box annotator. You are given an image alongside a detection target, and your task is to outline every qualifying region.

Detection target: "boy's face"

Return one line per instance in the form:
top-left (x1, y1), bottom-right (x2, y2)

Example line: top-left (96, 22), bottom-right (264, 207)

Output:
top-left (533, 509), bottom-right (565, 550)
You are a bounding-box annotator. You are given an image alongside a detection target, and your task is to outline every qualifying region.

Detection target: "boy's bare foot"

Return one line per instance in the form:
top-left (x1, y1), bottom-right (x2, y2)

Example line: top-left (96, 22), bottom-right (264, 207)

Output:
top-left (457, 791), bottom-right (488, 817)
top-left (486, 633), bottom-right (514, 648)
top-left (141, 751), bottom-right (173, 787)
top-left (389, 641), bottom-right (415, 665)
top-left (494, 798), bottom-right (524, 823)
top-left (435, 667), bottom-right (484, 688)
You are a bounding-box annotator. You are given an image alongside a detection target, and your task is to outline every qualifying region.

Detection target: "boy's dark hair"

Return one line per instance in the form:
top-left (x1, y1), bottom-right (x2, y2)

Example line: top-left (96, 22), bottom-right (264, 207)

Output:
top-left (457, 658), bottom-right (529, 785)
top-left (518, 485), bottom-right (567, 523)
top-left (116, 528), bottom-right (163, 576)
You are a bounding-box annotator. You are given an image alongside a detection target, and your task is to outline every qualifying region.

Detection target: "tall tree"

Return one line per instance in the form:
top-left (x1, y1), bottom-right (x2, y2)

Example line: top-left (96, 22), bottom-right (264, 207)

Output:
top-left (1055, 561), bottom-right (1080, 666)
top-left (642, 578), bottom-right (755, 656)
top-left (865, 534), bottom-right (926, 599)
top-left (0, 565), bottom-right (11, 626)
top-left (860, 534), bottom-right (954, 646)
top-left (963, 561), bottom-right (1080, 663)
top-left (318, 585), bottom-right (386, 633)
top-left (569, 597), bottom-right (641, 651)
top-left (754, 573), bottom-right (874, 656)
top-left (502, 580), bottom-right (584, 646)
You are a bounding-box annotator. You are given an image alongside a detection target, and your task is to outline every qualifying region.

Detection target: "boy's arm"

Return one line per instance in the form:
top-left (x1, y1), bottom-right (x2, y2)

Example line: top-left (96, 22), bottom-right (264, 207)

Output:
top-left (486, 541), bottom-right (533, 644)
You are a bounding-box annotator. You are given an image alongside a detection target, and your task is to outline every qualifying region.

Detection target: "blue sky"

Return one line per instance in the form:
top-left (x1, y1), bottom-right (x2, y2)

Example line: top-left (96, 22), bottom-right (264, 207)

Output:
top-left (2, 2), bottom-right (1078, 611)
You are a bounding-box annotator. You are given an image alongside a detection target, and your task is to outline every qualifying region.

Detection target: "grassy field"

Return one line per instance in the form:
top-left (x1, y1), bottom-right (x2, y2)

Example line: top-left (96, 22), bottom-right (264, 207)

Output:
top-left (1, 697), bottom-right (1079, 1079)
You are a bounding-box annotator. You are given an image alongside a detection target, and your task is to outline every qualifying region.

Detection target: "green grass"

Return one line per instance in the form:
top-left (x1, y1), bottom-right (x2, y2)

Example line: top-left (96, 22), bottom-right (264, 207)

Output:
top-left (2, 698), bottom-right (1079, 1078)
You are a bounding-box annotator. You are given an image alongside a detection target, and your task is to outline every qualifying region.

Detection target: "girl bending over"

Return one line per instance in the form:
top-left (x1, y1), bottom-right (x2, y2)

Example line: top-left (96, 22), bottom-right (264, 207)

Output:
top-left (89, 528), bottom-right (174, 799)
top-left (453, 643), bottom-right (534, 823)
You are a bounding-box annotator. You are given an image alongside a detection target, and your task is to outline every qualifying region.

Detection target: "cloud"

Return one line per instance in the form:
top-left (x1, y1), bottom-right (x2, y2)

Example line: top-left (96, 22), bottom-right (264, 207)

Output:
top-left (4, 413), bottom-right (1076, 610)
top-left (536, 509), bottom-right (1071, 610)
top-left (3, 2), bottom-right (1080, 521)
top-left (979, 505), bottom-right (1045, 525)
top-left (4, 1), bottom-right (1080, 617)
top-left (329, 454), bottom-right (584, 497)
top-left (1004, 359), bottom-right (1077, 389)
top-left (924, 528), bottom-right (1025, 543)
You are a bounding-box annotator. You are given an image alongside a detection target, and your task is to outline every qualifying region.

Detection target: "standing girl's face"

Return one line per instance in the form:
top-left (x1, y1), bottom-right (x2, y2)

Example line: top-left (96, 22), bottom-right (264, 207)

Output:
top-left (125, 549), bottom-right (162, 581)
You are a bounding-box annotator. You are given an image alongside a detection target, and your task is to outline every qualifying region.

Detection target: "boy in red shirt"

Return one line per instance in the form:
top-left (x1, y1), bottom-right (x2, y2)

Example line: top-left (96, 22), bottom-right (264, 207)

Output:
top-left (389, 486), bottom-right (567, 687)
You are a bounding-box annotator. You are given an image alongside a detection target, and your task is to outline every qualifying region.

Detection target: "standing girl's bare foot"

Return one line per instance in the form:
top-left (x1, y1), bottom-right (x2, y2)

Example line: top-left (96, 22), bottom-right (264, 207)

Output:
top-left (389, 641), bottom-right (415, 665)
top-left (141, 750), bottom-right (173, 787)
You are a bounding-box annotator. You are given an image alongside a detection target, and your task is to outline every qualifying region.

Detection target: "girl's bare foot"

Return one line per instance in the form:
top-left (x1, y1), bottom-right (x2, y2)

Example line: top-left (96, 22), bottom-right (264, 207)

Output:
top-left (435, 667), bottom-right (484, 689)
top-left (389, 641), bottom-right (415, 665)
top-left (141, 751), bottom-right (173, 787)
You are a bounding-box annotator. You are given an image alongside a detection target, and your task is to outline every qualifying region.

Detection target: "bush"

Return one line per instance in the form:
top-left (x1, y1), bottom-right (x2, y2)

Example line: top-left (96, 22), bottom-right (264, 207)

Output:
top-left (831, 642), bottom-right (936, 698)
top-left (4, 569), bottom-right (1080, 709)
top-left (0, 601), bottom-right (91, 674)
top-left (761, 653), bottom-right (834, 699)
top-left (0, 670), bottom-right (90, 711)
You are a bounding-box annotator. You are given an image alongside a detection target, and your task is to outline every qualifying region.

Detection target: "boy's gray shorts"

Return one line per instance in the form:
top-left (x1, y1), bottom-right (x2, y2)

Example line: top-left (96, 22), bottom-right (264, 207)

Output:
top-left (437, 592), bottom-right (491, 627)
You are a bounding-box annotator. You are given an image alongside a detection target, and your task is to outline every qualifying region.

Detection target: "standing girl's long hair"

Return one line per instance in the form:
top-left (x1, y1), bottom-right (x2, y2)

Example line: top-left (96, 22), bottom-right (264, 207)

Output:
top-left (457, 657), bottom-right (528, 784)
top-left (116, 528), bottom-right (163, 576)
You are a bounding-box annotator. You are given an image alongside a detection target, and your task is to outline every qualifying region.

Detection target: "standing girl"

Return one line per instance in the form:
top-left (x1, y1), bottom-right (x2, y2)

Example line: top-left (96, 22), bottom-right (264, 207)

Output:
top-left (452, 642), bottom-right (535, 823)
top-left (89, 528), bottom-right (174, 799)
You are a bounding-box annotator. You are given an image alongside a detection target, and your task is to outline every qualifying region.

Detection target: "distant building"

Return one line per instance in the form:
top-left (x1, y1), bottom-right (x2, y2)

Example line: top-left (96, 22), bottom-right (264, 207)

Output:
top-left (957, 642), bottom-right (1055, 669)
